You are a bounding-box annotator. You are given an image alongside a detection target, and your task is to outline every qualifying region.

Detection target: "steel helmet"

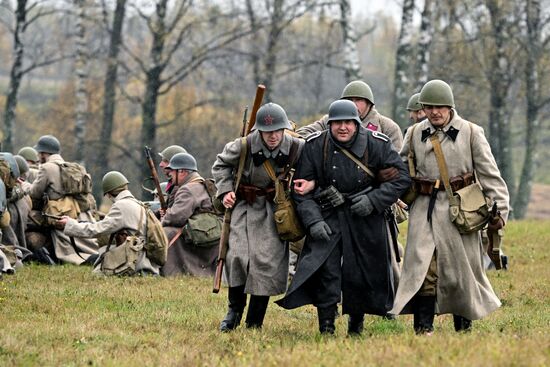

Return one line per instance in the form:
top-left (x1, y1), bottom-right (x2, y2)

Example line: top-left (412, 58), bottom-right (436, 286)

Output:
top-left (327, 100), bottom-right (361, 125)
top-left (167, 152), bottom-right (198, 172)
top-left (102, 171), bottom-right (129, 195)
top-left (419, 79), bottom-right (455, 108)
top-left (17, 146), bottom-right (39, 163)
top-left (406, 93), bottom-right (422, 111)
top-left (254, 103), bottom-right (292, 132)
top-left (341, 81), bottom-right (375, 105)
top-left (34, 135), bottom-right (61, 154)
top-left (14, 155), bottom-right (29, 176)
top-left (158, 145), bottom-right (187, 162)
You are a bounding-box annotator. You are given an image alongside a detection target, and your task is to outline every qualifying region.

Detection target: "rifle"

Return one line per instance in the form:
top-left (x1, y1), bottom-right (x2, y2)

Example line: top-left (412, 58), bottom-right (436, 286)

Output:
top-left (213, 84), bottom-right (265, 293)
top-left (144, 146), bottom-right (167, 211)
top-left (487, 202), bottom-right (503, 270)
top-left (42, 212), bottom-right (63, 221)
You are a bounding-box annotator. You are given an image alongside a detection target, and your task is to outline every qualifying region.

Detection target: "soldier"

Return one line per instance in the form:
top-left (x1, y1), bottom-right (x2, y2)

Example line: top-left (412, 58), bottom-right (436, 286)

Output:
top-left (57, 171), bottom-right (160, 275)
top-left (212, 103), bottom-right (304, 332)
top-left (390, 80), bottom-right (509, 334)
top-left (276, 100), bottom-right (410, 335)
top-left (5, 155), bottom-right (33, 250)
top-left (158, 145), bottom-right (187, 208)
top-left (17, 146), bottom-right (40, 183)
top-left (297, 80), bottom-right (403, 150)
top-left (406, 93), bottom-right (427, 126)
top-left (161, 152), bottom-right (218, 277)
top-left (25, 135), bottom-right (98, 265)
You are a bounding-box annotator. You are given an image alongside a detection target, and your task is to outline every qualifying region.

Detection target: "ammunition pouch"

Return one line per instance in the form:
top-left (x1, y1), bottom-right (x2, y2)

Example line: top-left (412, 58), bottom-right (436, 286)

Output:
top-left (314, 186), bottom-right (345, 209)
top-left (236, 184), bottom-right (275, 205)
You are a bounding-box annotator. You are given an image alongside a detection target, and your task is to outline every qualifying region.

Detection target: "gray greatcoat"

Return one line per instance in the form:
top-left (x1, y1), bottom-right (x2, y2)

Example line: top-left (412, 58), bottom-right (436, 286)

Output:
top-left (27, 154), bottom-right (98, 264)
top-left (64, 189), bottom-right (159, 275)
top-left (212, 130), bottom-right (303, 296)
top-left (391, 111), bottom-right (510, 320)
top-left (161, 173), bottom-right (218, 277)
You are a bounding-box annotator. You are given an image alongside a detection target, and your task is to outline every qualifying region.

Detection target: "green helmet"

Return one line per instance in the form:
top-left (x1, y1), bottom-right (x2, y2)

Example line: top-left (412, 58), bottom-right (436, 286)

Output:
top-left (158, 145), bottom-right (187, 162)
top-left (419, 79), bottom-right (455, 108)
top-left (341, 80), bottom-right (375, 105)
top-left (102, 171), bottom-right (129, 195)
top-left (18, 146), bottom-right (39, 163)
top-left (254, 103), bottom-right (292, 132)
top-left (34, 135), bottom-right (60, 154)
top-left (327, 100), bottom-right (361, 125)
top-left (14, 155), bottom-right (29, 176)
top-left (167, 152), bottom-right (198, 172)
top-left (406, 93), bottom-right (422, 111)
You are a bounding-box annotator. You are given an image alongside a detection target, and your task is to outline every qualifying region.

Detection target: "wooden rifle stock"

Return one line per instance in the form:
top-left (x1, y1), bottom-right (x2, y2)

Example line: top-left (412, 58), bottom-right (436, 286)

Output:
top-left (144, 146), bottom-right (167, 211)
top-left (212, 84), bottom-right (266, 294)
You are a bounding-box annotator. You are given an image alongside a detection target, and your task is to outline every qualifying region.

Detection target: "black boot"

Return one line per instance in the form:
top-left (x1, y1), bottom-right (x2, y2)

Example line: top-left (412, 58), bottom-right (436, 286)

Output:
top-left (317, 305), bottom-right (337, 335)
top-left (453, 315), bottom-right (472, 332)
top-left (245, 295), bottom-right (269, 329)
top-left (219, 286), bottom-right (246, 332)
top-left (413, 296), bottom-right (435, 335)
top-left (347, 313), bottom-right (364, 336)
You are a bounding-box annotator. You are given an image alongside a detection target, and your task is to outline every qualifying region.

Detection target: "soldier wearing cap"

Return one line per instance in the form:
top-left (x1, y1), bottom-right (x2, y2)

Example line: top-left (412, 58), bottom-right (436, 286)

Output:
top-left (57, 171), bottom-right (160, 275)
top-left (276, 100), bottom-right (410, 336)
top-left (390, 79), bottom-right (509, 334)
top-left (212, 102), bottom-right (304, 332)
top-left (25, 135), bottom-right (99, 265)
top-left (160, 152), bottom-right (218, 277)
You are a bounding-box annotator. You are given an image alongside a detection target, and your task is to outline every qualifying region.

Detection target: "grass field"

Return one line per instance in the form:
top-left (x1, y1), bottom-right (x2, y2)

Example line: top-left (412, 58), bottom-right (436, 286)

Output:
top-left (1, 220), bottom-right (549, 366)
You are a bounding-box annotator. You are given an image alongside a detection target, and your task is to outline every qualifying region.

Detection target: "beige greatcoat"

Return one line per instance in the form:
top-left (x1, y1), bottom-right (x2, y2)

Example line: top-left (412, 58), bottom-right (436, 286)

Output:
top-left (64, 189), bottom-right (159, 274)
top-left (27, 154), bottom-right (98, 264)
top-left (391, 111), bottom-right (510, 320)
top-left (161, 173), bottom-right (218, 277)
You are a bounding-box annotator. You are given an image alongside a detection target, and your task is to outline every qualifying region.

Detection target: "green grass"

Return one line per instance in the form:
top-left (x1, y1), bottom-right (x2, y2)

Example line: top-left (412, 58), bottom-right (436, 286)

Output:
top-left (1, 220), bottom-right (549, 366)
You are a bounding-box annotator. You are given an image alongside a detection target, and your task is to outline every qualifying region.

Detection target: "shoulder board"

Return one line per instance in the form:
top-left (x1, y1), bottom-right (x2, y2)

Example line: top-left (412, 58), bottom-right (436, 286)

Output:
top-left (372, 131), bottom-right (389, 142)
top-left (305, 131), bottom-right (323, 142)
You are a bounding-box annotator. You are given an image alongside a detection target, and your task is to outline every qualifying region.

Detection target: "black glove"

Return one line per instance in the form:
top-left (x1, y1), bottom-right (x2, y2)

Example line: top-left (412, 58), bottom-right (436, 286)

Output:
top-left (310, 221), bottom-right (332, 242)
top-left (350, 195), bottom-right (374, 217)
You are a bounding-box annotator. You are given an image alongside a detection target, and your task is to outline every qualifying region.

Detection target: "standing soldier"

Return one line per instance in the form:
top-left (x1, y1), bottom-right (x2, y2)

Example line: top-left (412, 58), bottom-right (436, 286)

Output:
top-left (57, 171), bottom-right (160, 275)
top-left (17, 147), bottom-right (40, 183)
top-left (26, 135), bottom-right (98, 265)
top-left (391, 80), bottom-right (509, 334)
top-left (161, 152), bottom-right (218, 277)
top-left (212, 103), bottom-right (303, 332)
top-left (276, 100), bottom-right (410, 335)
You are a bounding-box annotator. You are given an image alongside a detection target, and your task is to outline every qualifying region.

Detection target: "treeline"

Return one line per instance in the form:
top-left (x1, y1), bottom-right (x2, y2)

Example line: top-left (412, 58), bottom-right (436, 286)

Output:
top-left (0, 0), bottom-right (549, 219)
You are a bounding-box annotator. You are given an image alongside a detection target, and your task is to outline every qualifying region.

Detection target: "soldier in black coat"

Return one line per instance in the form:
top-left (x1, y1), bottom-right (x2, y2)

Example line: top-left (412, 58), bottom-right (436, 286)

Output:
top-left (276, 100), bottom-right (410, 336)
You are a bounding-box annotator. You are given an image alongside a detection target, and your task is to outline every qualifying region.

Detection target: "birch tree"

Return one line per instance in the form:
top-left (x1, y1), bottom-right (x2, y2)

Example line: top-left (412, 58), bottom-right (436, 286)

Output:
top-left (339, 0), bottom-right (361, 81)
top-left (415, 0), bottom-right (434, 90)
top-left (73, 0), bottom-right (89, 165)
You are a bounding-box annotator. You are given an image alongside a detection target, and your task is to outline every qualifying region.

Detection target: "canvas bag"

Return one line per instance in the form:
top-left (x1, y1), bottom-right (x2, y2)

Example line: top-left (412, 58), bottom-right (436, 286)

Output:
top-left (100, 236), bottom-right (144, 276)
top-left (182, 210), bottom-right (222, 247)
top-left (55, 162), bottom-right (94, 212)
top-left (430, 124), bottom-right (491, 234)
top-left (135, 200), bottom-right (169, 266)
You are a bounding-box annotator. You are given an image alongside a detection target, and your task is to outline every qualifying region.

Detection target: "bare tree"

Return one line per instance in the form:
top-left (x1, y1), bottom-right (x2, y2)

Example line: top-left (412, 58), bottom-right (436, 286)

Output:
top-left (73, 0), bottom-right (89, 165)
top-left (392, 0), bottom-right (415, 129)
top-left (339, 0), bottom-right (361, 81)
top-left (415, 0), bottom-right (434, 90)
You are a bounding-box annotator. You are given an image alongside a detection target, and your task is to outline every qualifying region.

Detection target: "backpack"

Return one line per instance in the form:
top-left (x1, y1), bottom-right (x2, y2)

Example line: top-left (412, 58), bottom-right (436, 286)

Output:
top-left (55, 162), bottom-right (95, 212)
top-left (0, 152), bottom-right (20, 192)
top-left (138, 201), bottom-right (169, 266)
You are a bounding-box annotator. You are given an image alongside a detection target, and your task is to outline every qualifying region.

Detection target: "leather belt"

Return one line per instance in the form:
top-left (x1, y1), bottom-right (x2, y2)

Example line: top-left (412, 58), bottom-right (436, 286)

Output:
top-left (414, 172), bottom-right (474, 196)
top-left (237, 184), bottom-right (275, 205)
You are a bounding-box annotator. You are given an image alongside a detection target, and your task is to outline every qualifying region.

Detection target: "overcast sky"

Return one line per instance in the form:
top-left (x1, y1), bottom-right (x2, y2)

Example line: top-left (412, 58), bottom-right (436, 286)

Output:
top-left (351, 0), bottom-right (402, 20)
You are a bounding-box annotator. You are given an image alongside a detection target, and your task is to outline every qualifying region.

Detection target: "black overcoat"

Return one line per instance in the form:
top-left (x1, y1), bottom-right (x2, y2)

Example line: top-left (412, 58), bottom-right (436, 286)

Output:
top-left (276, 127), bottom-right (411, 315)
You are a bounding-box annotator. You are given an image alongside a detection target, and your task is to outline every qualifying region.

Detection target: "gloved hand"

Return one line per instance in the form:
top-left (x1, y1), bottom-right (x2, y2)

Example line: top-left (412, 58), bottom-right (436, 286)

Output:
top-left (350, 194), bottom-right (374, 217)
top-left (376, 167), bottom-right (399, 182)
top-left (310, 221), bottom-right (332, 242)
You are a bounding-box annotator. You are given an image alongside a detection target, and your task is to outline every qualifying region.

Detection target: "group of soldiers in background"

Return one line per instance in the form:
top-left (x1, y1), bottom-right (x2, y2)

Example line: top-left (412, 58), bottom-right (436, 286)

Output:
top-left (0, 77), bottom-right (509, 338)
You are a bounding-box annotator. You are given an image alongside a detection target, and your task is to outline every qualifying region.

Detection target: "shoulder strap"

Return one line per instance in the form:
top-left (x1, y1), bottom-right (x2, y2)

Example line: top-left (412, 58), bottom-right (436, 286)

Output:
top-left (407, 123), bottom-right (419, 178)
top-left (430, 134), bottom-right (455, 203)
top-left (340, 148), bottom-right (375, 178)
top-left (234, 137), bottom-right (249, 191)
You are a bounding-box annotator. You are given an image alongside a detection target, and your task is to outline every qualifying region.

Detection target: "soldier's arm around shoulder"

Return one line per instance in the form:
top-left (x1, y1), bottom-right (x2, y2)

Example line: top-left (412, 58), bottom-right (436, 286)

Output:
top-left (296, 115), bottom-right (329, 139)
top-left (211, 137), bottom-right (244, 198)
top-left (380, 116), bottom-right (404, 152)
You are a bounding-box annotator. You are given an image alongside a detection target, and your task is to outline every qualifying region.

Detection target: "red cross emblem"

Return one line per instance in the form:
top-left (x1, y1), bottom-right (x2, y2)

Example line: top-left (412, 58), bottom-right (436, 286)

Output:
top-left (264, 114), bottom-right (274, 125)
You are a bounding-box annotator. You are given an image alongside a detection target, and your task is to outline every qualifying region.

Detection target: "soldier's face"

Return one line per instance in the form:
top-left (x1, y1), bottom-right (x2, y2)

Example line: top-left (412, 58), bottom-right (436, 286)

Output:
top-left (347, 97), bottom-right (370, 118)
top-left (160, 159), bottom-right (171, 177)
top-left (409, 109), bottom-right (427, 124)
top-left (330, 120), bottom-right (357, 143)
top-left (38, 152), bottom-right (48, 164)
top-left (261, 130), bottom-right (284, 151)
top-left (423, 105), bottom-right (451, 126)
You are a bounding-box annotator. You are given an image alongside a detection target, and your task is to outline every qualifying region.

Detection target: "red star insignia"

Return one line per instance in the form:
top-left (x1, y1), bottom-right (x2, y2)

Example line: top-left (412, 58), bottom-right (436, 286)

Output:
top-left (264, 114), bottom-right (274, 125)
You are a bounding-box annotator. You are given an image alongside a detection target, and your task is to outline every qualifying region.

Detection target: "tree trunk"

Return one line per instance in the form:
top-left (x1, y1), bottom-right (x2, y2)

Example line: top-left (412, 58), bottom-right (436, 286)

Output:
top-left (486, 0), bottom-right (515, 201)
top-left (514, 0), bottom-right (541, 219)
top-left (245, 0), bottom-right (261, 84)
top-left (74, 0), bottom-right (89, 165)
top-left (415, 0), bottom-right (434, 90)
top-left (93, 0), bottom-right (127, 200)
top-left (262, 0), bottom-right (284, 102)
top-left (2, 0), bottom-right (28, 152)
top-left (339, 0), bottom-right (361, 81)
top-left (392, 0), bottom-right (415, 129)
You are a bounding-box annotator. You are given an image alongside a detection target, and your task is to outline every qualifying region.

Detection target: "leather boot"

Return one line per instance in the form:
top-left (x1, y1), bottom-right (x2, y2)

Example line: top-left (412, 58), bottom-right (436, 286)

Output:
top-left (317, 305), bottom-right (337, 335)
top-left (453, 315), bottom-right (472, 332)
top-left (245, 295), bottom-right (269, 329)
top-left (347, 313), bottom-right (364, 336)
top-left (413, 296), bottom-right (435, 335)
top-left (219, 286), bottom-right (246, 332)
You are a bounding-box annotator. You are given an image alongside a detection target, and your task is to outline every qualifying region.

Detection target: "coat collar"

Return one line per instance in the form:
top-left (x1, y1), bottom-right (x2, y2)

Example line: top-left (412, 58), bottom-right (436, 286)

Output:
top-left (331, 126), bottom-right (368, 157)
top-left (250, 130), bottom-right (293, 166)
top-left (114, 189), bottom-right (135, 202)
top-left (420, 109), bottom-right (461, 142)
top-left (46, 154), bottom-right (64, 163)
